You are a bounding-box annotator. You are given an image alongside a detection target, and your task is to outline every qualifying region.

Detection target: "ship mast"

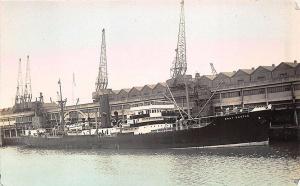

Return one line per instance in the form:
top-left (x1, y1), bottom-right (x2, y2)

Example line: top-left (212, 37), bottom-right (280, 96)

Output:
top-left (58, 79), bottom-right (66, 132)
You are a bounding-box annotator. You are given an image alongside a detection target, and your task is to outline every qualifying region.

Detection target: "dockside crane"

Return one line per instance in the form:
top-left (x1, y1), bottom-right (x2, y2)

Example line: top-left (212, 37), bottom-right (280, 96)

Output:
top-left (95, 28), bottom-right (108, 92)
top-left (168, 0), bottom-right (192, 119)
top-left (72, 72), bottom-right (76, 105)
top-left (15, 58), bottom-right (23, 105)
top-left (24, 55), bottom-right (32, 104)
top-left (170, 0), bottom-right (187, 79)
top-left (94, 28), bottom-right (111, 129)
top-left (210, 63), bottom-right (217, 75)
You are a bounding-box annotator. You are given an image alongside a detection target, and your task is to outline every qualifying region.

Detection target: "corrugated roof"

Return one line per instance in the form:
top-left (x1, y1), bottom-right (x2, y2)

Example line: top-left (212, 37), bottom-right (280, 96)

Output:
top-left (130, 87), bottom-right (143, 91)
top-left (159, 82), bottom-right (167, 86)
top-left (201, 75), bottom-right (216, 80)
top-left (283, 62), bottom-right (298, 68)
top-left (120, 88), bottom-right (131, 93)
top-left (112, 82), bottom-right (167, 94)
top-left (239, 69), bottom-right (254, 74)
top-left (260, 66), bottom-right (275, 71)
top-left (133, 86), bottom-right (143, 91)
top-left (112, 90), bottom-right (121, 94)
top-left (150, 82), bottom-right (167, 90)
top-left (147, 84), bottom-right (157, 89)
top-left (270, 61), bottom-right (299, 71)
top-left (220, 72), bottom-right (235, 77)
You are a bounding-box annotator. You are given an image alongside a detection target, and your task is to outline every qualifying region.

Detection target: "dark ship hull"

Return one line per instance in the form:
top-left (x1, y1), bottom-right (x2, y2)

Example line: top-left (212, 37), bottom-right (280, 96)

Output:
top-left (22, 110), bottom-right (271, 149)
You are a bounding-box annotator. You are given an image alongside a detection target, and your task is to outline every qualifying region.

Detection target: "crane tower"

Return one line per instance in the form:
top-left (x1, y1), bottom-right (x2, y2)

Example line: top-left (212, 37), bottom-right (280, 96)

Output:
top-left (170, 0), bottom-right (187, 79)
top-left (95, 29), bottom-right (108, 92)
top-left (24, 55), bottom-right (32, 103)
top-left (15, 58), bottom-right (23, 105)
top-left (210, 63), bottom-right (218, 76)
top-left (93, 28), bottom-right (111, 128)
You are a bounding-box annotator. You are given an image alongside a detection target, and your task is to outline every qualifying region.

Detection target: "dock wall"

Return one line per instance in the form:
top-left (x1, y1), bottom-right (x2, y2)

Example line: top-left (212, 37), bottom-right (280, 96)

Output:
top-left (269, 127), bottom-right (300, 142)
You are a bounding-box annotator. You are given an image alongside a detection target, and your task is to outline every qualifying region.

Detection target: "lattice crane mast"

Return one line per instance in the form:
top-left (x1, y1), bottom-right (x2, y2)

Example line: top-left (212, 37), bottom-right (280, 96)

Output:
top-left (24, 55), bottom-right (32, 103)
top-left (15, 58), bottom-right (23, 104)
top-left (170, 0), bottom-right (187, 79)
top-left (95, 28), bottom-right (108, 92)
top-left (72, 72), bottom-right (76, 105)
top-left (168, 0), bottom-right (192, 118)
top-left (94, 28), bottom-right (111, 128)
top-left (210, 63), bottom-right (217, 76)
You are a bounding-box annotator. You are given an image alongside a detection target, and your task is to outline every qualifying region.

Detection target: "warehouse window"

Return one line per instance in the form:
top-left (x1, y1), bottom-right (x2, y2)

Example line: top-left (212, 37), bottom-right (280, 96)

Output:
top-left (268, 86), bottom-right (291, 93)
top-left (221, 91), bottom-right (240, 98)
top-left (257, 76), bottom-right (266, 81)
top-left (244, 88), bottom-right (265, 96)
top-left (237, 79), bottom-right (244, 84)
top-left (294, 84), bottom-right (300, 90)
top-left (279, 73), bottom-right (288, 79)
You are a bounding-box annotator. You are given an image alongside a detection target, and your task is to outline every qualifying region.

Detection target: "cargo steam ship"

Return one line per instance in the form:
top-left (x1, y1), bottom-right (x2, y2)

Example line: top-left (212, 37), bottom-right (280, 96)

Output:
top-left (22, 101), bottom-right (271, 149)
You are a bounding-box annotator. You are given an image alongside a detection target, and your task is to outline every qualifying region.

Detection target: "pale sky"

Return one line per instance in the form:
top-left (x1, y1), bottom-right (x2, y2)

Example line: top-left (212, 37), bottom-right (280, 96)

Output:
top-left (0, 0), bottom-right (300, 108)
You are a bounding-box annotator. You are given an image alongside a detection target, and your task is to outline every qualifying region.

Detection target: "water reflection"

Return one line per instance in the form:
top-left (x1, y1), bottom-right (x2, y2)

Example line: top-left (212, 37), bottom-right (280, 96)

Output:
top-left (0, 143), bottom-right (299, 186)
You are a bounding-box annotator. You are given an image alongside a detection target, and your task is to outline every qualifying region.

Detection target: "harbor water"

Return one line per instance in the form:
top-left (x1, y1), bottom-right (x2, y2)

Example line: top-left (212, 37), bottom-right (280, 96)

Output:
top-left (0, 143), bottom-right (299, 186)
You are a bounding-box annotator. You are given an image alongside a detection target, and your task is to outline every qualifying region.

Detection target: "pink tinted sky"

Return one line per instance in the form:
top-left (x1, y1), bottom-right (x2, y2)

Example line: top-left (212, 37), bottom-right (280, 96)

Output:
top-left (0, 0), bottom-right (299, 108)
